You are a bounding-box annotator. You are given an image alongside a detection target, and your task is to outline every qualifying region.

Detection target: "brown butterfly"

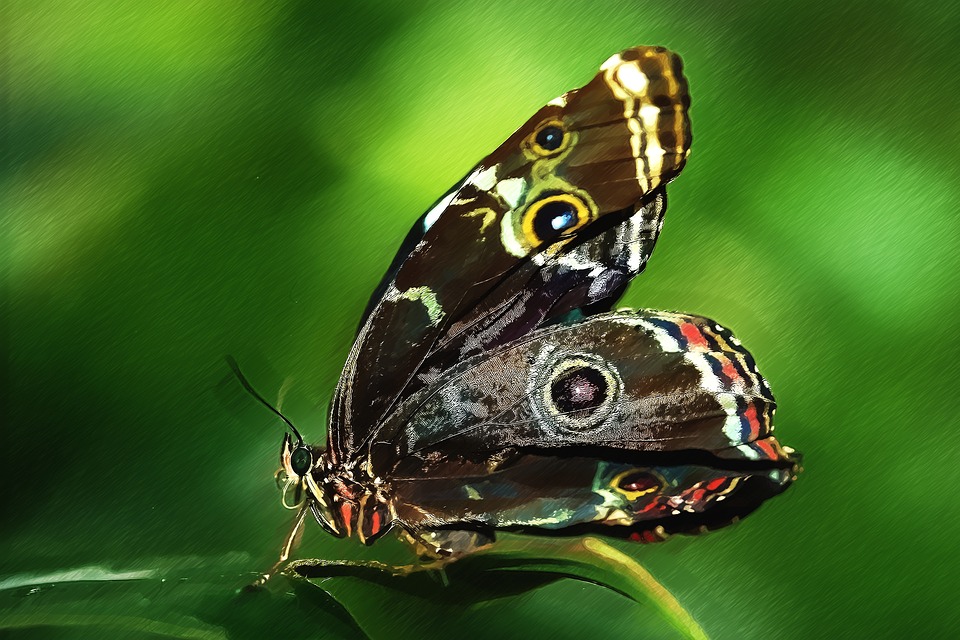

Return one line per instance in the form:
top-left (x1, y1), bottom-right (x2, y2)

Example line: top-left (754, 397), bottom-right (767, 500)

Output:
top-left (239, 46), bottom-right (797, 578)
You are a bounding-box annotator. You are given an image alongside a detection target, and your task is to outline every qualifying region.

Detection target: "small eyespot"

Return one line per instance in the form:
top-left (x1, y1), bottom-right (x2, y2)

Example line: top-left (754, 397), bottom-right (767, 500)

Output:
top-left (526, 120), bottom-right (569, 157)
top-left (615, 470), bottom-right (662, 498)
top-left (533, 199), bottom-right (579, 239)
top-left (535, 125), bottom-right (565, 151)
top-left (290, 447), bottom-right (313, 476)
top-left (522, 193), bottom-right (592, 247)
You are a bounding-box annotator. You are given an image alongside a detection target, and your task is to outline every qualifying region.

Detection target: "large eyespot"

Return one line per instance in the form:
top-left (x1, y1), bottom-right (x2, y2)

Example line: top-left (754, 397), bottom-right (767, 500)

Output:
top-left (530, 351), bottom-right (622, 432)
top-left (290, 446), bottom-right (313, 476)
top-left (521, 193), bottom-right (593, 247)
top-left (526, 119), bottom-right (569, 157)
top-left (550, 365), bottom-right (610, 419)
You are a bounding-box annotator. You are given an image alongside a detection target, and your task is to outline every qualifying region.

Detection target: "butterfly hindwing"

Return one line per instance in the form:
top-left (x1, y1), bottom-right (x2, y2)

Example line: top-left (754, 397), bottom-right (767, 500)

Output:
top-left (391, 451), bottom-right (796, 543)
top-left (380, 310), bottom-right (795, 543)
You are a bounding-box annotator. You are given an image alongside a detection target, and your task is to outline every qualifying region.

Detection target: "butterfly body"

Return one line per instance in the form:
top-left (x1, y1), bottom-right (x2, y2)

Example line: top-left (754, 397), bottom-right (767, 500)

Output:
top-left (270, 46), bottom-right (798, 561)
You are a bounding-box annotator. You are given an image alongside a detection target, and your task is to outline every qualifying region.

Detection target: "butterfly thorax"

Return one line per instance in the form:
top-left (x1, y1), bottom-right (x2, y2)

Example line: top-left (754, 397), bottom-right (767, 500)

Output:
top-left (322, 469), bottom-right (394, 544)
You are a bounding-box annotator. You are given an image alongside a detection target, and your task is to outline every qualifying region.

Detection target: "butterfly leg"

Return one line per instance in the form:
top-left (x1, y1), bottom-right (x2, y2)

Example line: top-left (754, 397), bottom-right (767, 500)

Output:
top-left (404, 528), bottom-right (496, 561)
top-left (248, 503), bottom-right (309, 589)
top-left (286, 525), bottom-right (496, 583)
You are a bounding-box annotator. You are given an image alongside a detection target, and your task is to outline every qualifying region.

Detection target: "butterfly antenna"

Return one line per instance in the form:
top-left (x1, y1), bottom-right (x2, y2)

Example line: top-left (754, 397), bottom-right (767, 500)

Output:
top-left (225, 356), bottom-right (304, 446)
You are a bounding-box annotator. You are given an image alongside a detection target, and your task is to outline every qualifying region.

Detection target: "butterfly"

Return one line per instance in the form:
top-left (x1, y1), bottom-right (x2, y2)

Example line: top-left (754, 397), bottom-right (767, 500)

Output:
top-left (250, 45), bottom-right (798, 573)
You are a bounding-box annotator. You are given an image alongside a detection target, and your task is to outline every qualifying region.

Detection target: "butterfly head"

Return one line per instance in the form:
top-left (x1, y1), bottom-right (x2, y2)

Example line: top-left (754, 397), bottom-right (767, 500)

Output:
top-left (276, 434), bottom-right (393, 544)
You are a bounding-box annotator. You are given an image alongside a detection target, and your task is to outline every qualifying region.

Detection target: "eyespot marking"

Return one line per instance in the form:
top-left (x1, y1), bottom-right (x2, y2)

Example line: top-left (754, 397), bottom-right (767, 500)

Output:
top-left (535, 124), bottom-right (565, 153)
top-left (521, 193), bottom-right (593, 247)
top-left (612, 469), bottom-right (663, 500)
top-left (523, 119), bottom-right (571, 158)
top-left (529, 349), bottom-right (622, 433)
top-left (550, 365), bottom-right (609, 418)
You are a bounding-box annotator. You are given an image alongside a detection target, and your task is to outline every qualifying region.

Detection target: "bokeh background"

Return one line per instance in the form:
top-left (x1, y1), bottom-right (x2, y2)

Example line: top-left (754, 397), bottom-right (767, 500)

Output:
top-left (5, 1), bottom-right (960, 638)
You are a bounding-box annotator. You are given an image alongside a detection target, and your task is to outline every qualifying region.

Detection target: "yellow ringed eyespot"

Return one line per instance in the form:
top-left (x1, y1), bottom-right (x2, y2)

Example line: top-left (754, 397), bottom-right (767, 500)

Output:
top-left (612, 469), bottom-right (664, 500)
top-left (526, 119), bottom-right (570, 157)
top-left (521, 193), bottom-right (593, 247)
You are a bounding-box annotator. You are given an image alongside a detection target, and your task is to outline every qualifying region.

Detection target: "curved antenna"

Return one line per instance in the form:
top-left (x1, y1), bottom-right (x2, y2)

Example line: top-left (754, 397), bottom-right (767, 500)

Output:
top-left (225, 356), bottom-right (304, 446)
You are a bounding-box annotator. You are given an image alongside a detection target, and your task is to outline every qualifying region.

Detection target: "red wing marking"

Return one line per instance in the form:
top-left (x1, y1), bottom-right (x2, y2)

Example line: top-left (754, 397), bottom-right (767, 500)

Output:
top-left (680, 322), bottom-right (708, 350)
top-left (705, 477), bottom-right (727, 491)
top-left (744, 402), bottom-right (761, 440)
top-left (755, 438), bottom-right (778, 460)
top-left (340, 502), bottom-right (354, 538)
top-left (721, 358), bottom-right (741, 383)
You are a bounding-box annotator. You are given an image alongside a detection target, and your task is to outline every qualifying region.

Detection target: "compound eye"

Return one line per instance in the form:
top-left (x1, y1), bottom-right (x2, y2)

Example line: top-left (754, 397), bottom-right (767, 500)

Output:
top-left (522, 193), bottom-right (592, 247)
top-left (290, 446), bottom-right (313, 476)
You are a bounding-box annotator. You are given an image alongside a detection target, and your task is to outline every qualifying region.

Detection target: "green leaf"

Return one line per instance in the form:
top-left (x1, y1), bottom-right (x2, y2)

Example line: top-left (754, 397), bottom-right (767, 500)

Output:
top-left (288, 536), bottom-right (708, 640)
top-left (0, 560), bottom-right (368, 640)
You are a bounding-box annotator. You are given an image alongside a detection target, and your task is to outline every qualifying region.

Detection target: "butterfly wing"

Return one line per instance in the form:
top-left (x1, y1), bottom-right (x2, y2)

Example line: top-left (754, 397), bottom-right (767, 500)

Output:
top-left (377, 310), bottom-right (797, 539)
top-left (331, 47), bottom-right (691, 461)
top-left (391, 451), bottom-right (796, 543)
top-left (384, 311), bottom-right (778, 462)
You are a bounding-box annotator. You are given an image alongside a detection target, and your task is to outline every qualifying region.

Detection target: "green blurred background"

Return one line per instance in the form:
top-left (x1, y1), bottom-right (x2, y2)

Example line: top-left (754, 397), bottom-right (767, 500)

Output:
top-left (5, 1), bottom-right (960, 638)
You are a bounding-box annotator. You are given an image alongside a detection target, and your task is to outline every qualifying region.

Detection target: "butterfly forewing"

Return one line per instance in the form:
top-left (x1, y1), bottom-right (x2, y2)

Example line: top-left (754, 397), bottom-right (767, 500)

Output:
top-left (332, 47), bottom-right (691, 459)
top-left (418, 188), bottom-right (668, 370)
top-left (380, 311), bottom-right (776, 466)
